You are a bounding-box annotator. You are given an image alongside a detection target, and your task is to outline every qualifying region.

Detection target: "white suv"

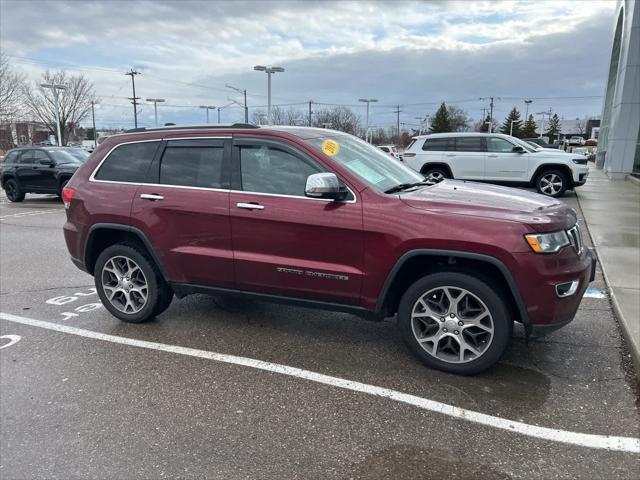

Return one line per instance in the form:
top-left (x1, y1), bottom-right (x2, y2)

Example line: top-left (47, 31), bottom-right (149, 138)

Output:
top-left (403, 132), bottom-right (589, 197)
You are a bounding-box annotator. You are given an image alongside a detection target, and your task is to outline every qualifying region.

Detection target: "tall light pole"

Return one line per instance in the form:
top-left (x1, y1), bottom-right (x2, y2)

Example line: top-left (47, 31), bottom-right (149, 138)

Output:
top-left (146, 98), bottom-right (165, 127)
top-left (199, 105), bottom-right (216, 124)
top-left (125, 69), bottom-right (141, 128)
top-left (524, 99), bottom-right (532, 119)
top-left (358, 98), bottom-right (378, 141)
top-left (536, 109), bottom-right (552, 139)
top-left (253, 65), bottom-right (284, 125)
top-left (40, 83), bottom-right (67, 146)
top-left (226, 83), bottom-right (248, 123)
top-left (90, 100), bottom-right (98, 147)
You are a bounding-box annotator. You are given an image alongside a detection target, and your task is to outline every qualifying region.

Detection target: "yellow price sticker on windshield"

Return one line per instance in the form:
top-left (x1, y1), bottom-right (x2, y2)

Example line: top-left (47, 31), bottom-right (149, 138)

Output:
top-left (321, 139), bottom-right (340, 156)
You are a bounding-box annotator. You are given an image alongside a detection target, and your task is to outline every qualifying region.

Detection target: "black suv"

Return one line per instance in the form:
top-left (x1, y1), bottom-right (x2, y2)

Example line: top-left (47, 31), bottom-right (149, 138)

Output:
top-left (1, 147), bottom-right (89, 202)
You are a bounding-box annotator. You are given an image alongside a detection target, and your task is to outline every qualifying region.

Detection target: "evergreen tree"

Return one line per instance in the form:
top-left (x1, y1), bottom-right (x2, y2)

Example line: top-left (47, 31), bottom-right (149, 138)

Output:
top-left (499, 107), bottom-right (523, 137)
top-left (545, 113), bottom-right (561, 143)
top-left (429, 102), bottom-right (451, 133)
top-left (520, 114), bottom-right (537, 138)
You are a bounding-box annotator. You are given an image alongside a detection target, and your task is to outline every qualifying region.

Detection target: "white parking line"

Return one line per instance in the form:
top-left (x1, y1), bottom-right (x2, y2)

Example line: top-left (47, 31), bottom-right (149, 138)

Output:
top-left (0, 210), bottom-right (54, 220)
top-left (1, 311), bottom-right (638, 454)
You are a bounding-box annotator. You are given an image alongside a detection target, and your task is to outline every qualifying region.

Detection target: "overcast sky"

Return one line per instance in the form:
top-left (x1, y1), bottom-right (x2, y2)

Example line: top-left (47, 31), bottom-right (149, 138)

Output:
top-left (1, 0), bottom-right (618, 130)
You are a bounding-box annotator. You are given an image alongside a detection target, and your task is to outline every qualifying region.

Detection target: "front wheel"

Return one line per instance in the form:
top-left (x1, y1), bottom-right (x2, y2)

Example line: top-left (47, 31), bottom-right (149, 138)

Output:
top-left (94, 244), bottom-right (171, 323)
top-left (4, 179), bottom-right (25, 202)
top-left (536, 169), bottom-right (567, 197)
top-left (422, 167), bottom-right (450, 184)
top-left (398, 272), bottom-right (512, 375)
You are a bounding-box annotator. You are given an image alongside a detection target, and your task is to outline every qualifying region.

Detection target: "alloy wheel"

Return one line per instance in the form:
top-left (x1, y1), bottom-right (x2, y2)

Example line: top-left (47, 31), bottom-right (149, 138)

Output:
top-left (101, 255), bottom-right (149, 314)
top-left (5, 181), bottom-right (17, 200)
top-left (411, 286), bottom-right (494, 364)
top-left (539, 173), bottom-right (563, 196)
top-left (425, 171), bottom-right (445, 184)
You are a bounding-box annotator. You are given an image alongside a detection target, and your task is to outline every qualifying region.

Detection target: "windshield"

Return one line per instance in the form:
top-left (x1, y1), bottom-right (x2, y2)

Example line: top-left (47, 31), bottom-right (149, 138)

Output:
top-left (525, 140), bottom-right (543, 150)
top-left (47, 149), bottom-right (88, 164)
top-left (305, 134), bottom-right (424, 192)
top-left (511, 137), bottom-right (537, 153)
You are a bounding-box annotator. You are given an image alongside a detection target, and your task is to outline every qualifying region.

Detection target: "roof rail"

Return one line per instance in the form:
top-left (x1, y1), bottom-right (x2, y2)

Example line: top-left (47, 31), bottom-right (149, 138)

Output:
top-left (125, 123), bottom-right (259, 133)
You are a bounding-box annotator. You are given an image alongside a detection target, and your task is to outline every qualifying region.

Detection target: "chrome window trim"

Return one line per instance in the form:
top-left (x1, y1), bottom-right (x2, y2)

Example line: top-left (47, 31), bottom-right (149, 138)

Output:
top-left (162, 136), bottom-right (232, 141)
top-left (228, 188), bottom-right (357, 204)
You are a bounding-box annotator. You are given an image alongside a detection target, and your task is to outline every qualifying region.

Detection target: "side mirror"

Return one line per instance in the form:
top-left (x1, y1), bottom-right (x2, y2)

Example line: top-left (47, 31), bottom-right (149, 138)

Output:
top-left (305, 172), bottom-right (348, 201)
top-left (37, 158), bottom-right (55, 167)
top-left (512, 146), bottom-right (525, 153)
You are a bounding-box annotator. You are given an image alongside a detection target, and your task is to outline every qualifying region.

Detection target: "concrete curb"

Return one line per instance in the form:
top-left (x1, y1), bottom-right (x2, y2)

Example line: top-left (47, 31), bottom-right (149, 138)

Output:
top-left (626, 175), bottom-right (640, 186)
top-left (576, 190), bottom-right (640, 383)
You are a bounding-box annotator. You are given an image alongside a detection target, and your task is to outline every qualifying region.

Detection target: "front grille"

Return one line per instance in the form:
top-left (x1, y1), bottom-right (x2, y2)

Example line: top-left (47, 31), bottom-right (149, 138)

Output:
top-left (567, 224), bottom-right (583, 254)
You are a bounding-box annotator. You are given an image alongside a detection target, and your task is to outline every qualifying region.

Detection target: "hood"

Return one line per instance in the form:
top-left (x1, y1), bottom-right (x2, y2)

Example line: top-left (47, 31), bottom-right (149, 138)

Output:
top-left (400, 180), bottom-right (577, 232)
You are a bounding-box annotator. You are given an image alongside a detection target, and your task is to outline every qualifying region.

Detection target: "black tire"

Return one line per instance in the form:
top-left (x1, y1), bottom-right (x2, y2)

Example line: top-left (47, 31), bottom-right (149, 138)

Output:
top-left (4, 179), bottom-right (25, 202)
top-left (94, 243), bottom-right (171, 323)
top-left (422, 166), bottom-right (451, 184)
top-left (397, 272), bottom-right (512, 375)
top-left (535, 169), bottom-right (568, 198)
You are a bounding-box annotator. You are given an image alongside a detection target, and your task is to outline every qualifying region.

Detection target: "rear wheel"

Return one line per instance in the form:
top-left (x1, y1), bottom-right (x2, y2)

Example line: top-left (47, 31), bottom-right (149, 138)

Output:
top-left (4, 179), bottom-right (25, 202)
top-left (398, 272), bottom-right (512, 375)
top-left (422, 166), bottom-right (450, 184)
top-left (536, 169), bottom-right (567, 197)
top-left (94, 244), bottom-right (172, 323)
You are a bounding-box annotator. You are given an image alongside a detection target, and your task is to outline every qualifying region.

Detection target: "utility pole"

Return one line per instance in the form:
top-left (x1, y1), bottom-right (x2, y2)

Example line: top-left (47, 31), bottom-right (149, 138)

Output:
top-left (146, 98), bottom-right (165, 127)
top-left (308, 100), bottom-right (313, 126)
top-left (488, 96), bottom-right (494, 133)
top-left (394, 104), bottom-right (402, 143)
top-left (40, 83), bottom-right (67, 145)
top-left (125, 69), bottom-right (141, 128)
top-left (90, 100), bottom-right (98, 147)
top-left (226, 84), bottom-right (248, 122)
top-left (480, 108), bottom-right (486, 131)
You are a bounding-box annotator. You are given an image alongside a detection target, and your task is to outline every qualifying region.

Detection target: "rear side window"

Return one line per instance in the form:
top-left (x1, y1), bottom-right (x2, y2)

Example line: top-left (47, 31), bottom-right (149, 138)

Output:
top-left (160, 145), bottom-right (225, 188)
top-left (94, 142), bottom-right (159, 183)
top-left (422, 137), bottom-right (453, 151)
top-left (454, 137), bottom-right (484, 152)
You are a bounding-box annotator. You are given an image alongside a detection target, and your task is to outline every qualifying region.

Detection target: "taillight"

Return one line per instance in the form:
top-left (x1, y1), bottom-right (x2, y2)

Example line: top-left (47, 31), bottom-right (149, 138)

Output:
top-left (62, 186), bottom-right (74, 208)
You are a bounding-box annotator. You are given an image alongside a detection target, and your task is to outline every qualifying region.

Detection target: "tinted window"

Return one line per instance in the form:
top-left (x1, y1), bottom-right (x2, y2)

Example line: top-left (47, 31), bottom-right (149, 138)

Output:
top-left (454, 137), bottom-right (483, 152)
top-left (422, 137), bottom-right (453, 151)
top-left (3, 151), bottom-right (19, 164)
top-left (486, 137), bottom-right (515, 153)
top-left (17, 150), bottom-right (34, 164)
top-left (95, 142), bottom-right (159, 182)
top-left (160, 145), bottom-right (225, 188)
top-left (33, 150), bottom-right (50, 164)
top-left (49, 150), bottom-right (85, 164)
top-left (240, 145), bottom-right (320, 196)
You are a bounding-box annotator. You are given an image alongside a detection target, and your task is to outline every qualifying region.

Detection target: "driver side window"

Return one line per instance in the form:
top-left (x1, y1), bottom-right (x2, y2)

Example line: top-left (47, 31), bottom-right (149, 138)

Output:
top-left (486, 137), bottom-right (515, 153)
top-left (239, 145), bottom-right (321, 197)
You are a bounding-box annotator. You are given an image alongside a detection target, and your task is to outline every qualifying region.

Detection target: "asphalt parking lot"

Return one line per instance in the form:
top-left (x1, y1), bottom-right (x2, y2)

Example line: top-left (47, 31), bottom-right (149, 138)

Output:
top-left (1, 190), bottom-right (639, 479)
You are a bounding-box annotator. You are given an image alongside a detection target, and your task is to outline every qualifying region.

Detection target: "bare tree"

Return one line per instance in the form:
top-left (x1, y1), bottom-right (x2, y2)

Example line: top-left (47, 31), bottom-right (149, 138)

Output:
top-left (575, 117), bottom-right (587, 135)
top-left (0, 52), bottom-right (26, 124)
top-left (252, 106), bottom-right (304, 126)
top-left (23, 70), bottom-right (97, 145)
top-left (312, 106), bottom-right (360, 135)
top-left (447, 105), bottom-right (471, 132)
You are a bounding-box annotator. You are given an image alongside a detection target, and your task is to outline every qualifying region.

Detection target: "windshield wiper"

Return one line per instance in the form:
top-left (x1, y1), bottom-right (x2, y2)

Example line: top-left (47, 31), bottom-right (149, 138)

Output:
top-left (384, 182), bottom-right (430, 194)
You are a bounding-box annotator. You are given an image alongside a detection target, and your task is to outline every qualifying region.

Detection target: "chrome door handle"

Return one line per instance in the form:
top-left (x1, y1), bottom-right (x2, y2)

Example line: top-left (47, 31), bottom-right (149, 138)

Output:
top-left (445, 153), bottom-right (456, 157)
top-left (236, 202), bottom-right (264, 210)
top-left (488, 154), bottom-right (498, 158)
top-left (140, 193), bottom-right (164, 201)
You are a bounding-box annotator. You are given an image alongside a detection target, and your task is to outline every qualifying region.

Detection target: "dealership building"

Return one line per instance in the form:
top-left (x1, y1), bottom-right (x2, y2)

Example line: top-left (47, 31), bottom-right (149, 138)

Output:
top-left (597, 0), bottom-right (639, 178)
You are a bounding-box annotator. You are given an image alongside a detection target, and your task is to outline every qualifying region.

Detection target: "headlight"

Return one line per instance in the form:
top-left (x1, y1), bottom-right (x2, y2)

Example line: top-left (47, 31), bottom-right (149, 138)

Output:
top-left (525, 231), bottom-right (570, 253)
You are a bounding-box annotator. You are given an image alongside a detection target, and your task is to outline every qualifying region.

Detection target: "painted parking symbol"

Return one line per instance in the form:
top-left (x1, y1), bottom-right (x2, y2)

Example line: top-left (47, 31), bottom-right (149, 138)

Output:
top-left (0, 334), bottom-right (21, 350)
top-left (45, 288), bottom-right (102, 321)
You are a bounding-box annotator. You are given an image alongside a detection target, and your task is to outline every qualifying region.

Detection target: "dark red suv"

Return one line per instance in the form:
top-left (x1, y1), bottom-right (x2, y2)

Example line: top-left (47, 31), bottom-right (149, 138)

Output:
top-left (63, 124), bottom-right (596, 375)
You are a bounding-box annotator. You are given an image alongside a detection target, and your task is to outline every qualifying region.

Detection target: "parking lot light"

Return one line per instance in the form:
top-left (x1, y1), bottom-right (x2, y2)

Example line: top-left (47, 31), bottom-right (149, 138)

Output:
top-left (253, 65), bottom-right (285, 125)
